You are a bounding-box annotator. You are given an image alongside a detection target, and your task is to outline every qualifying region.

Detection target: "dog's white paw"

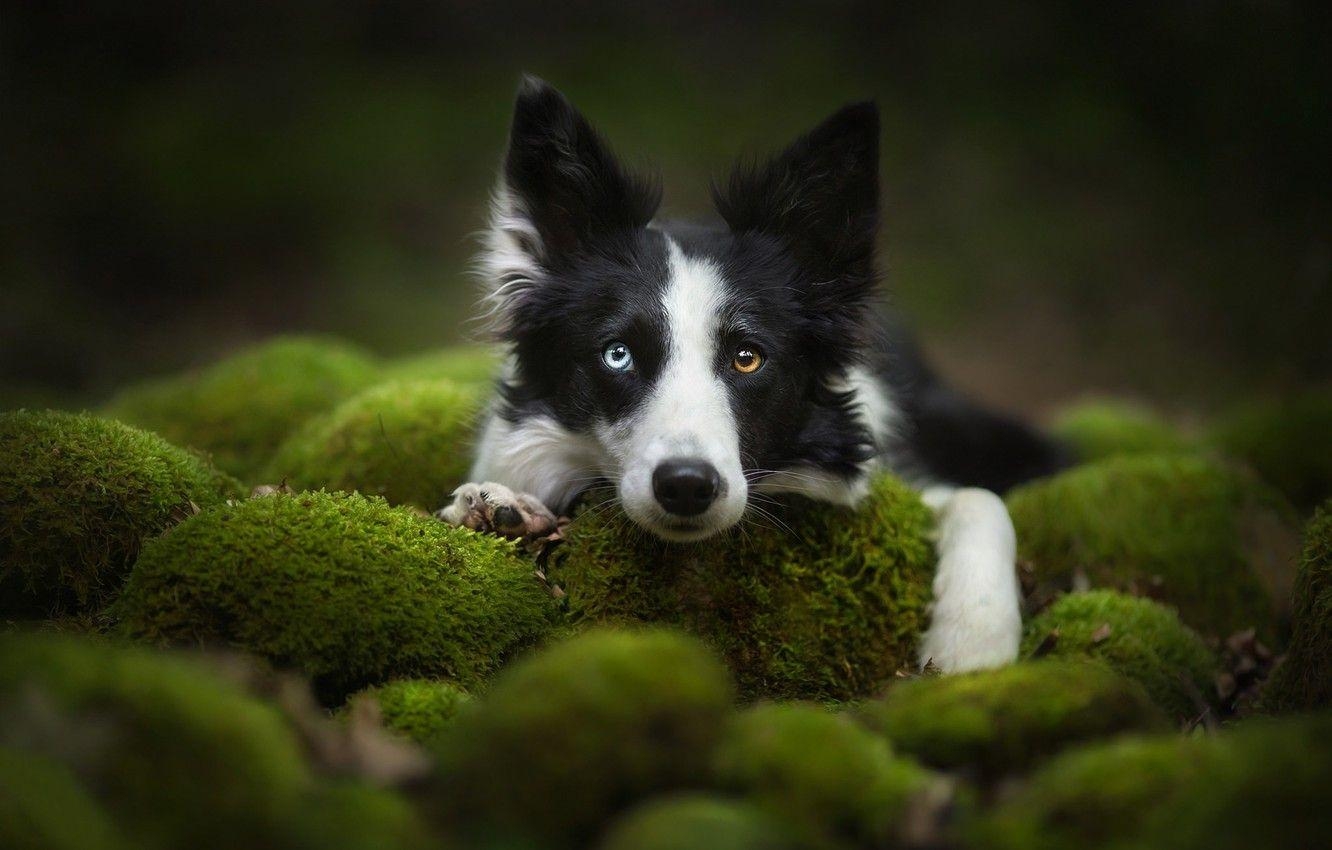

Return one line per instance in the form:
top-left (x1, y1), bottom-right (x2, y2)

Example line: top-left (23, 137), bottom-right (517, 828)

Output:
top-left (435, 481), bottom-right (558, 540)
top-left (917, 487), bottom-right (1022, 673)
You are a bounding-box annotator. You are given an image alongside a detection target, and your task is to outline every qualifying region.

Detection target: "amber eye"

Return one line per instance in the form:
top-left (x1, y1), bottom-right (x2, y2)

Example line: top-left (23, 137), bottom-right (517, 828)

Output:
top-left (732, 347), bottom-right (764, 374)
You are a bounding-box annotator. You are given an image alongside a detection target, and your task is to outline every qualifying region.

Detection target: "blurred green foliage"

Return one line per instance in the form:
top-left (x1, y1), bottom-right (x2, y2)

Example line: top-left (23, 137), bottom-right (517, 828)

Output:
top-left (2, 2), bottom-right (1328, 411)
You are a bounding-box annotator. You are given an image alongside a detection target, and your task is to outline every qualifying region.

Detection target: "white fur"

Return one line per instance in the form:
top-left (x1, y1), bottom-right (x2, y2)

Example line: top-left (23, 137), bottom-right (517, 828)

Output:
top-left (598, 237), bottom-right (748, 540)
top-left (916, 486), bottom-right (1022, 672)
top-left (470, 408), bottom-right (609, 511)
top-left (474, 183), bottom-right (544, 334)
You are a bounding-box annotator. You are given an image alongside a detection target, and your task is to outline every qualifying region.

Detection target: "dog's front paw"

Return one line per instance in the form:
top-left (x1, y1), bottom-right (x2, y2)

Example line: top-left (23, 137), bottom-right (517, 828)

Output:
top-left (435, 482), bottom-right (558, 540)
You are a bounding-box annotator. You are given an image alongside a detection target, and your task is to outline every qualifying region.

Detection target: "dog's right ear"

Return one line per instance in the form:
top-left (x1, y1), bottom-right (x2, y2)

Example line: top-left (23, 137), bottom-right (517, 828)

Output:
top-left (479, 77), bottom-right (660, 333)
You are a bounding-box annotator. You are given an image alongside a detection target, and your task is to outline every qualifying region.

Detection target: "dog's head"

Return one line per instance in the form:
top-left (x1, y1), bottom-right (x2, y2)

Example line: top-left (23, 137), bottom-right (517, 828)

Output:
top-left (481, 77), bottom-right (881, 541)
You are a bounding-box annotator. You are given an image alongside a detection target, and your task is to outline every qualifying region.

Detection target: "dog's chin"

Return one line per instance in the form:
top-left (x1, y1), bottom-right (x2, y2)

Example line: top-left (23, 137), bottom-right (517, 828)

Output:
top-left (619, 498), bottom-right (742, 543)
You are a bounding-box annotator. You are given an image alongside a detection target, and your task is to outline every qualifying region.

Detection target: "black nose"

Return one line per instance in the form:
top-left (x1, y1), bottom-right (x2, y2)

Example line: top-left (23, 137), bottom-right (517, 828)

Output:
top-left (652, 459), bottom-right (721, 517)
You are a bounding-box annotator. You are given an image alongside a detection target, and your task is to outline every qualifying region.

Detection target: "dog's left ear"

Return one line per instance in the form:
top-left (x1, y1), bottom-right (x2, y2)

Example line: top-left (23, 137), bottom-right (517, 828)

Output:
top-left (713, 102), bottom-right (879, 281)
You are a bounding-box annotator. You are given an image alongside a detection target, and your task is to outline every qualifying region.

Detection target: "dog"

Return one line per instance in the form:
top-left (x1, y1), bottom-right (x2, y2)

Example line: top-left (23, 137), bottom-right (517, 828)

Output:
top-left (439, 77), bottom-right (1069, 672)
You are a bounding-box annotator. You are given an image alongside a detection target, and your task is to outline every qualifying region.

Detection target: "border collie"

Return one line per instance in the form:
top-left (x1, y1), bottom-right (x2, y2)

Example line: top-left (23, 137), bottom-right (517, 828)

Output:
top-left (440, 77), bottom-right (1068, 672)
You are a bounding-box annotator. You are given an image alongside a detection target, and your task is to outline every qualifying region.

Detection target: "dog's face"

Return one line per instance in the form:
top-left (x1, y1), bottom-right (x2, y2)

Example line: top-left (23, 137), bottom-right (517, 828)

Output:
top-left (481, 78), bottom-right (881, 541)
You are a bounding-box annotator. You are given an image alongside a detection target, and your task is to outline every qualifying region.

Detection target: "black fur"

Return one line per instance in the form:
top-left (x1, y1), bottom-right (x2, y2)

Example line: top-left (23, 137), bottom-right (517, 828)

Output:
top-left (492, 78), bottom-right (1067, 500)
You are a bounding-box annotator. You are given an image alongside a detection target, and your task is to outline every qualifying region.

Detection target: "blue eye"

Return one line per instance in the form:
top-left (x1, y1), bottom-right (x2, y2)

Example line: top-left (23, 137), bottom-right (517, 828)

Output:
top-left (602, 341), bottom-right (634, 372)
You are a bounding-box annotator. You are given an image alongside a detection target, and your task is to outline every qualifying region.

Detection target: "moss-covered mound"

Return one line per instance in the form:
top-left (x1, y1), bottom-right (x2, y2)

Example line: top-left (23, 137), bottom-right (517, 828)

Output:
top-left (1262, 502), bottom-right (1332, 712)
top-left (433, 628), bottom-right (735, 849)
top-left (354, 679), bottom-right (471, 745)
top-left (103, 336), bottom-right (382, 479)
top-left (967, 714), bottom-right (1332, 850)
top-left (856, 660), bottom-right (1168, 778)
top-left (0, 747), bottom-right (128, 850)
top-left (0, 633), bottom-right (308, 849)
top-left (264, 378), bottom-right (481, 510)
top-left (0, 410), bottom-right (241, 616)
top-left (116, 491), bottom-right (556, 699)
top-left (1209, 390), bottom-right (1332, 512)
top-left (0, 633), bottom-right (432, 850)
top-left (1051, 399), bottom-right (1194, 463)
top-left (712, 702), bottom-right (939, 849)
top-left (549, 475), bottom-right (936, 702)
top-left (598, 796), bottom-right (790, 850)
top-left (1021, 591), bottom-right (1216, 721)
top-left (1006, 453), bottom-right (1298, 639)
top-left (383, 345), bottom-right (500, 387)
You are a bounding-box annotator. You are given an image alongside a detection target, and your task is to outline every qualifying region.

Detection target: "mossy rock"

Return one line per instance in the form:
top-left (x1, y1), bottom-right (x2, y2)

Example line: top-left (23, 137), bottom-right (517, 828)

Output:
top-left (1051, 399), bottom-right (1194, 462)
top-left (433, 628), bottom-right (735, 850)
top-left (383, 345), bottom-right (500, 387)
top-left (1209, 390), bottom-right (1332, 512)
top-left (1007, 453), bottom-right (1299, 640)
top-left (116, 491), bottom-right (557, 700)
top-left (103, 336), bottom-right (382, 479)
top-left (0, 747), bottom-right (128, 850)
top-left (0, 410), bottom-right (241, 616)
top-left (1262, 501), bottom-right (1332, 712)
top-left (280, 782), bottom-right (434, 850)
top-left (264, 379), bottom-right (482, 510)
top-left (0, 633), bottom-right (308, 849)
top-left (1021, 591), bottom-right (1216, 722)
top-left (855, 659), bottom-right (1169, 778)
top-left (354, 679), bottom-right (471, 745)
top-left (967, 713), bottom-right (1332, 850)
top-left (549, 475), bottom-right (936, 701)
top-left (712, 702), bottom-right (940, 849)
top-left (598, 795), bottom-right (791, 850)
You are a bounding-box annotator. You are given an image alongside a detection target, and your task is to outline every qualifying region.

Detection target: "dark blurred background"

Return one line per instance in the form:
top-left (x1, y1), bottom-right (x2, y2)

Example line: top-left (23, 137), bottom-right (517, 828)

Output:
top-left (3, 0), bottom-right (1329, 416)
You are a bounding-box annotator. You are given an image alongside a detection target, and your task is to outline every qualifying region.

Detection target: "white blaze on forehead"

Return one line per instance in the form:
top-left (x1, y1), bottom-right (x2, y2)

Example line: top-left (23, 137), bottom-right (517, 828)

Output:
top-left (649, 239), bottom-right (739, 459)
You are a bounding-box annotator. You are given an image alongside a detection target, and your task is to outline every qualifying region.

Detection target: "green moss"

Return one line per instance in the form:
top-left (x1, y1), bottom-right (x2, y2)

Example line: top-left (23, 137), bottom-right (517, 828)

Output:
top-left (549, 475), bottom-right (936, 701)
top-left (116, 490), bottom-right (557, 699)
top-left (1209, 390), bottom-right (1332, 512)
top-left (0, 633), bottom-right (309, 849)
top-left (968, 714), bottom-right (1332, 850)
top-left (855, 660), bottom-right (1168, 777)
top-left (433, 628), bottom-right (735, 849)
top-left (383, 345), bottom-right (500, 387)
top-left (1021, 591), bottom-right (1216, 721)
top-left (1262, 501), bottom-right (1332, 712)
top-left (281, 782), bottom-right (434, 850)
top-left (712, 702), bottom-right (939, 849)
top-left (264, 379), bottom-right (482, 510)
top-left (1051, 399), bottom-right (1194, 462)
top-left (0, 747), bottom-right (128, 850)
top-left (103, 336), bottom-right (382, 479)
top-left (355, 679), bottom-right (471, 744)
top-left (0, 410), bottom-right (241, 615)
top-left (598, 796), bottom-right (790, 850)
top-left (1007, 453), bottom-right (1298, 639)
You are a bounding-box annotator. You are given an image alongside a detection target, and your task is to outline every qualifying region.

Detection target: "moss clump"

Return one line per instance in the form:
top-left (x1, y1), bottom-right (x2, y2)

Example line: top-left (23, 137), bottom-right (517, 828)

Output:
top-left (1209, 390), bottom-right (1332, 512)
top-left (116, 491), bottom-right (556, 699)
top-left (967, 714), bottom-right (1332, 850)
top-left (1262, 501), bottom-right (1332, 712)
top-left (1051, 399), bottom-right (1194, 462)
top-left (712, 702), bottom-right (939, 849)
top-left (355, 679), bottom-right (471, 744)
top-left (549, 475), bottom-right (936, 701)
top-left (1007, 453), bottom-right (1298, 639)
top-left (0, 748), bottom-right (128, 850)
top-left (1021, 591), bottom-right (1216, 721)
top-left (856, 660), bottom-right (1168, 777)
top-left (0, 633), bottom-right (309, 849)
top-left (433, 628), bottom-right (735, 849)
top-left (264, 379), bottom-right (482, 510)
top-left (383, 345), bottom-right (500, 387)
top-left (0, 410), bottom-right (241, 616)
top-left (598, 796), bottom-right (790, 850)
top-left (103, 336), bottom-right (382, 479)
